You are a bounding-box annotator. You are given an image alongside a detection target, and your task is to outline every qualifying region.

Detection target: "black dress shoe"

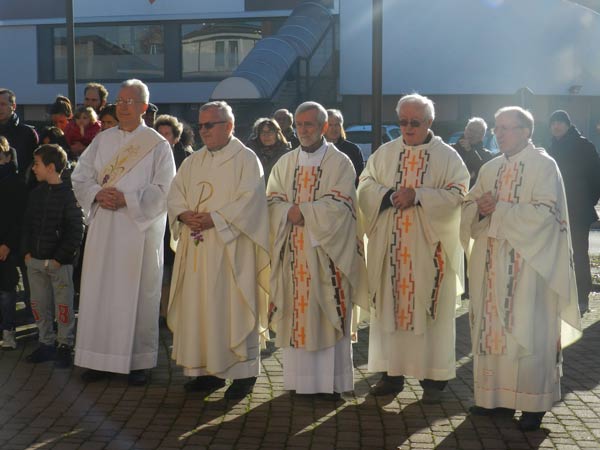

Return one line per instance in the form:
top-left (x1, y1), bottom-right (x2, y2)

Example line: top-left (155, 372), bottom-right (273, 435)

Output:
top-left (518, 411), bottom-right (545, 431)
top-left (224, 376), bottom-right (257, 399)
top-left (469, 405), bottom-right (515, 417)
top-left (128, 369), bottom-right (148, 386)
top-left (369, 374), bottom-right (405, 396)
top-left (421, 389), bottom-right (443, 404)
top-left (317, 392), bottom-right (343, 401)
top-left (81, 369), bottom-right (110, 383)
top-left (184, 375), bottom-right (226, 392)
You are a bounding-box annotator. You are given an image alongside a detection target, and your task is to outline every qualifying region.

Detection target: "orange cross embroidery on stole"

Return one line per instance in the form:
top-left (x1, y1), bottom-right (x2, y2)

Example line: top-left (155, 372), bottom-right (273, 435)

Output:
top-left (400, 277), bottom-right (409, 296)
top-left (298, 295), bottom-right (308, 313)
top-left (296, 232), bottom-right (304, 251)
top-left (398, 308), bottom-right (408, 328)
top-left (302, 170), bottom-right (312, 187)
top-left (402, 215), bottom-right (412, 233)
top-left (502, 167), bottom-right (514, 186)
top-left (400, 246), bottom-right (410, 264)
top-left (297, 264), bottom-right (308, 283)
top-left (298, 327), bottom-right (306, 346)
top-left (408, 155), bottom-right (419, 172)
top-left (492, 332), bottom-right (503, 353)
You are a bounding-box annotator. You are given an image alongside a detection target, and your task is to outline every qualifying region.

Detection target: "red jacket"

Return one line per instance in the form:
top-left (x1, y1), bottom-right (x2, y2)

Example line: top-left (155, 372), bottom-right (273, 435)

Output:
top-left (64, 120), bottom-right (101, 147)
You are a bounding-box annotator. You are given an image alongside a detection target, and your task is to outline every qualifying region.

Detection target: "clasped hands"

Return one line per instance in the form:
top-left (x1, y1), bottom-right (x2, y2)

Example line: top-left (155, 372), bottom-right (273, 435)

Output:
top-left (391, 187), bottom-right (416, 210)
top-left (179, 210), bottom-right (215, 232)
top-left (96, 187), bottom-right (127, 210)
top-left (476, 191), bottom-right (497, 217)
top-left (287, 204), bottom-right (304, 226)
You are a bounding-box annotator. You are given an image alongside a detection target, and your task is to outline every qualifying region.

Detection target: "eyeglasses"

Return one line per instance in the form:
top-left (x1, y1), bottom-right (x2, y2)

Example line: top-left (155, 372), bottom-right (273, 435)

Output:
top-left (115, 98), bottom-right (144, 106)
top-left (399, 119), bottom-right (424, 128)
top-left (198, 121), bottom-right (227, 130)
top-left (492, 126), bottom-right (524, 134)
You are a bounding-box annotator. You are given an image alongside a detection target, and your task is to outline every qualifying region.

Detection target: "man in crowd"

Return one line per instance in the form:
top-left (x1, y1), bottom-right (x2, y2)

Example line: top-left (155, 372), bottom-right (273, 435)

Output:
top-left (72, 79), bottom-right (175, 386)
top-left (0, 88), bottom-right (38, 180)
top-left (462, 106), bottom-right (581, 431)
top-left (267, 101), bottom-right (367, 399)
top-left (452, 117), bottom-right (494, 187)
top-left (547, 110), bottom-right (600, 313)
top-left (357, 94), bottom-right (469, 403)
top-left (273, 108), bottom-right (300, 149)
top-left (167, 101), bottom-right (269, 400)
top-left (83, 82), bottom-right (109, 113)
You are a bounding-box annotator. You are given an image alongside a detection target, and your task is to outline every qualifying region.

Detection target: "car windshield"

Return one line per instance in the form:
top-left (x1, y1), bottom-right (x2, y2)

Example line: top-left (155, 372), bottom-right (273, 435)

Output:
top-left (346, 131), bottom-right (372, 144)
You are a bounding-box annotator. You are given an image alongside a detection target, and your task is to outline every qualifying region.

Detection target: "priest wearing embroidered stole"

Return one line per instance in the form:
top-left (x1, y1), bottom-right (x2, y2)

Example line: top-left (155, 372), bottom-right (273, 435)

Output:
top-left (462, 106), bottom-right (581, 431)
top-left (167, 101), bottom-right (270, 400)
top-left (357, 94), bottom-right (469, 403)
top-left (267, 101), bottom-right (367, 399)
top-left (71, 79), bottom-right (176, 385)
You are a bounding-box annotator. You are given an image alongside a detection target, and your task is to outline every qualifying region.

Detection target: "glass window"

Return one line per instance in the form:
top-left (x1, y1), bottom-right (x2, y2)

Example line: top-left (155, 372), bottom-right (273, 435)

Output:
top-left (181, 22), bottom-right (261, 79)
top-left (53, 24), bottom-right (165, 81)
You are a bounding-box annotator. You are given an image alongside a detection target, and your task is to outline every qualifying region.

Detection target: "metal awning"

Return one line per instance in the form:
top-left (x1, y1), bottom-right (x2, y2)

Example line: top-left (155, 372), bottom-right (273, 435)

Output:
top-left (211, 2), bottom-right (332, 100)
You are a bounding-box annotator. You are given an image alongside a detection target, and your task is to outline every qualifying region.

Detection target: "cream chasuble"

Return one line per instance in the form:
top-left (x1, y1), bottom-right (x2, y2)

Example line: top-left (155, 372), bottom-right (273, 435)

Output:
top-left (357, 135), bottom-right (469, 380)
top-left (167, 137), bottom-right (269, 378)
top-left (72, 124), bottom-right (175, 373)
top-left (267, 143), bottom-right (367, 393)
top-left (462, 143), bottom-right (581, 411)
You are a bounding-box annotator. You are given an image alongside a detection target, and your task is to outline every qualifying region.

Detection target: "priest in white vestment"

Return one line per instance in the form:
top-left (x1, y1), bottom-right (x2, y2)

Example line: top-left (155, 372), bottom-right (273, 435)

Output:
top-left (462, 106), bottom-right (581, 431)
top-left (267, 101), bottom-right (367, 399)
top-left (357, 94), bottom-right (469, 403)
top-left (72, 79), bottom-right (175, 385)
top-left (167, 101), bottom-right (270, 400)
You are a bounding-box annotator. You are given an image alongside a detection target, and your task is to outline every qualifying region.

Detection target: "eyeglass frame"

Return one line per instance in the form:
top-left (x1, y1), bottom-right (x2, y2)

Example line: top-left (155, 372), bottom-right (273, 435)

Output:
top-left (198, 120), bottom-right (228, 130)
top-left (399, 119), bottom-right (425, 128)
top-left (115, 98), bottom-right (146, 106)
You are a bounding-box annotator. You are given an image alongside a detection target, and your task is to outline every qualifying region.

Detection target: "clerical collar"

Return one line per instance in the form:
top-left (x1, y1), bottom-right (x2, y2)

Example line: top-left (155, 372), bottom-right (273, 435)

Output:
top-left (208, 137), bottom-right (232, 153)
top-left (301, 137), bottom-right (326, 153)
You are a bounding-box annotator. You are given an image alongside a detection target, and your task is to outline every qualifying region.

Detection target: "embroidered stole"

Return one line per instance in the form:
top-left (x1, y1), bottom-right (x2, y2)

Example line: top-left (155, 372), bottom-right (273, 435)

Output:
top-left (97, 127), bottom-right (163, 187)
top-left (479, 160), bottom-right (524, 355)
top-left (289, 165), bottom-right (347, 348)
top-left (389, 147), bottom-right (444, 331)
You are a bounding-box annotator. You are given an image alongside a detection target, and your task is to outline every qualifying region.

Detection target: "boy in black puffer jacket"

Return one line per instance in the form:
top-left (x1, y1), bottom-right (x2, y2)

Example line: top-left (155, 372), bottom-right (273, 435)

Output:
top-left (22, 144), bottom-right (84, 368)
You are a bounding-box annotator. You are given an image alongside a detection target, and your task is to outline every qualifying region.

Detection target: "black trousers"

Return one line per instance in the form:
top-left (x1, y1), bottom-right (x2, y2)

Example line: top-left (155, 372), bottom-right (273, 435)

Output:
top-left (570, 220), bottom-right (592, 311)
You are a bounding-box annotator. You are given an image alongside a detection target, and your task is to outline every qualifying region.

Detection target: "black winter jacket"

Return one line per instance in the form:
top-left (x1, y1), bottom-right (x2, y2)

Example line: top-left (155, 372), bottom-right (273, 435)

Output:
top-left (548, 126), bottom-right (600, 226)
top-left (334, 138), bottom-right (364, 186)
top-left (0, 113), bottom-right (38, 181)
top-left (0, 162), bottom-right (27, 290)
top-left (22, 181), bottom-right (84, 264)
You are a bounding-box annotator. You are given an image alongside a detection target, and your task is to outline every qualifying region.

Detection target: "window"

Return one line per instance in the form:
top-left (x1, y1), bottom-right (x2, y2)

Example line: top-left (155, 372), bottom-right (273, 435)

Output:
top-left (52, 24), bottom-right (165, 81)
top-left (181, 22), bottom-right (261, 79)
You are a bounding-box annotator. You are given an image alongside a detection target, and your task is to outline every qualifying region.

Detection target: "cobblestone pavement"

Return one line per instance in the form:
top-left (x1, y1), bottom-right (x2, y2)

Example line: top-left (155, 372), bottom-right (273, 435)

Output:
top-left (1, 294), bottom-right (599, 450)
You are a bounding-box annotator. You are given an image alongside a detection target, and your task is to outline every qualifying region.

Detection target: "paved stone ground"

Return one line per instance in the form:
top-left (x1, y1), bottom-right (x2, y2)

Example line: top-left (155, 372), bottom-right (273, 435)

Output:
top-left (1, 294), bottom-right (600, 450)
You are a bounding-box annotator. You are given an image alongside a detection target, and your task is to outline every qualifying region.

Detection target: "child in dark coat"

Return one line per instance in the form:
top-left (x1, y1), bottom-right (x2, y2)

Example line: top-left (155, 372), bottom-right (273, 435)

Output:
top-left (22, 144), bottom-right (84, 367)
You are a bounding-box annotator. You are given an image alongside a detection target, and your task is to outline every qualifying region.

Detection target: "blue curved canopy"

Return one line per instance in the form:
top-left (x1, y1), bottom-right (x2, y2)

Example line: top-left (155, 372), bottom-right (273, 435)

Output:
top-left (211, 2), bottom-right (332, 100)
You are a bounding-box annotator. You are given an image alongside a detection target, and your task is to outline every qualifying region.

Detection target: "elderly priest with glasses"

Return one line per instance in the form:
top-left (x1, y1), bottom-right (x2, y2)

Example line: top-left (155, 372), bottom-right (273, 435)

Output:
top-left (357, 93), bottom-right (469, 404)
top-left (72, 79), bottom-right (176, 386)
top-left (166, 101), bottom-right (270, 400)
top-left (461, 106), bottom-right (581, 431)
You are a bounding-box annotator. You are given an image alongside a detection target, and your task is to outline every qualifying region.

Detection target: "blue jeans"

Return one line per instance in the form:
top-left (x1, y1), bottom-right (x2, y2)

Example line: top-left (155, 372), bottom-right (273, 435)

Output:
top-left (0, 290), bottom-right (17, 331)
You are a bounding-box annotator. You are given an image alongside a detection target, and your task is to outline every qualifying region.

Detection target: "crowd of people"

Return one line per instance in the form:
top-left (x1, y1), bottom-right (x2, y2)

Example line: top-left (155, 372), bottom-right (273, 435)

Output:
top-left (1, 80), bottom-right (600, 432)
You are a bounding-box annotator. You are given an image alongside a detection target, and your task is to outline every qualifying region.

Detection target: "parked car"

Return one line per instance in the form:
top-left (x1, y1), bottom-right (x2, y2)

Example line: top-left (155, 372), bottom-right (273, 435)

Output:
top-left (345, 124), bottom-right (401, 162)
top-left (447, 131), bottom-right (500, 154)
